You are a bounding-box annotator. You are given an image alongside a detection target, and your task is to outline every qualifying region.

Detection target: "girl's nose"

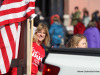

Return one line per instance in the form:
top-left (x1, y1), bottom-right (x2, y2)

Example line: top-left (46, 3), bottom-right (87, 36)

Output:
top-left (40, 33), bottom-right (44, 36)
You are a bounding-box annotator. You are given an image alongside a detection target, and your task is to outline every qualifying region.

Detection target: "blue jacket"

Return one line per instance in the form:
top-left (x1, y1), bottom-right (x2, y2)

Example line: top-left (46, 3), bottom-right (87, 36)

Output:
top-left (49, 22), bottom-right (64, 45)
top-left (84, 27), bottom-right (100, 48)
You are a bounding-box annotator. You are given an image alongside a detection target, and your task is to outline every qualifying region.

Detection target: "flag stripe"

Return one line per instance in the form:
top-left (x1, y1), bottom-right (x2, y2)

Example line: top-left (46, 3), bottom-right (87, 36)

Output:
top-left (0, 32), bottom-right (10, 74)
top-left (0, 2), bottom-right (35, 16)
top-left (1, 26), bottom-right (12, 63)
top-left (0, 49), bottom-right (6, 73)
top-left (15, 23), bottom-right (21, 58)
top-left (0, 6), bottom-right (35, 22)
top-left (10, 23), bottom-right (17, 42)
top-left (0, 0), bottom-right (35, 26)
top-left (0, 23), bottom-right (19, 74)
top-left (0, 0), bottom-right (35, 74)
top-left (0, 69), bottom-right (1, 75)
top-left (2, 0), bottom-right (23, 5)
top-left (0, 0), bottom-right (35, 11)
top-left (0, 8), bottom-right (35, 26)
top-left (5, 24), bottom-right (16, 59)
top-left (15, 23), bottom-right (18, 30)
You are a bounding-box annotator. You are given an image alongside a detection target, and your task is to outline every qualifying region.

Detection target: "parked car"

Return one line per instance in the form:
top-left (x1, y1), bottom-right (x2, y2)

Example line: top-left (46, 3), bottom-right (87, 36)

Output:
top-left (42, 48), bottom-right (100, 75)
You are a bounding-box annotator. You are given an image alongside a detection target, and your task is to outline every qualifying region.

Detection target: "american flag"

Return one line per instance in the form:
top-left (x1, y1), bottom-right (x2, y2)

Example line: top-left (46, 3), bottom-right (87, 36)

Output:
top-left (0, 0), bottom-right (35, 74)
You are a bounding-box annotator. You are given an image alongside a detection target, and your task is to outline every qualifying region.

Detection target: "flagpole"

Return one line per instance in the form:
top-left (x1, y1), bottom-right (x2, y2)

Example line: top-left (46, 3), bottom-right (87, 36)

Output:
top-left (23, 18), bottom-right (31, 75)
top-left (27, 18), bottom-right (33, 75)
top-left (26, 18), bottom-right (31, 75)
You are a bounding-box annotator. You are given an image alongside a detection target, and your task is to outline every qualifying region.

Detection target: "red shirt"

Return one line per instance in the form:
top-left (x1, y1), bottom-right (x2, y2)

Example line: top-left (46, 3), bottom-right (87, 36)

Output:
top-left (31, 42), bottom-right (45, 75)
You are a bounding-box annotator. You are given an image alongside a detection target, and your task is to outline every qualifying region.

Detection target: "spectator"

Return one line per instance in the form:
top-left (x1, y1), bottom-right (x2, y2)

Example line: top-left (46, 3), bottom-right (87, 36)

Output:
top-left (33, 15), bottom-right (40, 35)
top-left (84, 21), bottom-right (100, 48)
top-left (99, 12), bottom-right (100, 21)
top-left (0, 0), bottom-right (2, 6)
top-left (92, 10), bottom-right (99, 22)
top-left (92, 10), bottom-right (100, 31)
top-left (82, 8), bottom-right (88, 19)
top-left (82, 11), bottom-right (91, 27)
top-left (50, 14), bottom-right (60, 25)
top-left (49, 15), bottom-right (65, 48)
top-left (31, 23), bottom-right (50, 75)
top-left (71, 6), bottom-right (81, 26)
top-left (74, 19), bottom-right (85, 34)
top-left (0, 0), bottom-right (4, 6)
top-left (67, 34), bottom-right (87, 48)
top-left (35, 7), bottom-right (44, 21)
top-left (33, 7), bottom-right (49, 35)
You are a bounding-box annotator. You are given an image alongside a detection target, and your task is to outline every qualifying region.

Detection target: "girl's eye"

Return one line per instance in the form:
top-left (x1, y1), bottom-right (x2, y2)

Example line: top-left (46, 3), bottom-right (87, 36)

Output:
top-left (83, 43), bottom-right (86, 45)
top-left (38, 31), bottom-right (46, 35)
top-left (43, 32), bottom-right (46, 34)
top-left (82, 43), bottom-right (84, 45)
top-left (38, 31), bottom-right (41, 33)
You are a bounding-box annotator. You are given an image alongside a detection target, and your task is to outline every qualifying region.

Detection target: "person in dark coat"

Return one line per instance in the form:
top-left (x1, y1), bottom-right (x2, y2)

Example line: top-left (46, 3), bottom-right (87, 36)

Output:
top-left (92, 10), bottom-right (100, 31)
top-left (84, 21), bottom-right (100, 48)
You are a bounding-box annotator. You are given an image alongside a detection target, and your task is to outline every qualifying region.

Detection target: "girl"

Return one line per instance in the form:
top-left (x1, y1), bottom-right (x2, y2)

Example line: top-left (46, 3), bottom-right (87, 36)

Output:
top-left (67, 34), bottom-right (87, 48)
top-left (31, 23), bottom-right (50, 75)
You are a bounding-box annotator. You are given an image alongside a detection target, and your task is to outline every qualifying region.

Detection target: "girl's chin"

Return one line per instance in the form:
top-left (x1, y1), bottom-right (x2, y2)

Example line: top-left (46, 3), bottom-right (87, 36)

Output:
top-left (38, 40), bottom-right (43, 42)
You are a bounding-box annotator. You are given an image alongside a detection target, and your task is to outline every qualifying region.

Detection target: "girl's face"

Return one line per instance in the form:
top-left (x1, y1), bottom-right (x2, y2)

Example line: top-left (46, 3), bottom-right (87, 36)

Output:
top-left (36, 29), bottom-right (46, 43)
top-left (84, 13), bottom-right (88, 16)
top-left (76, 38), bottom-right (87, 48)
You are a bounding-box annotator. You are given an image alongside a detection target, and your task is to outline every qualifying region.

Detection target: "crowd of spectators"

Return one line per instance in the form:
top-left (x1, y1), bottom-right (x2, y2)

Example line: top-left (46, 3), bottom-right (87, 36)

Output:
top-left (70, 6), bottom-right (100, 48)
top-left (34, 6), bottom-right (100, 48)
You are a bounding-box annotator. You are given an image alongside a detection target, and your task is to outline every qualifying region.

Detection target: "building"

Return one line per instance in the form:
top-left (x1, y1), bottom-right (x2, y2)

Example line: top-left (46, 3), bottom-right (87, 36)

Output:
top-left (36, 0), bottom-right (100, 26)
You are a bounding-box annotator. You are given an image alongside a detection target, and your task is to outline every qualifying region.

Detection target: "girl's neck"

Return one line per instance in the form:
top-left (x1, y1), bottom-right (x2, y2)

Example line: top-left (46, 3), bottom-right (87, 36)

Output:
top-left (36, 41), bottom-right (42, 46)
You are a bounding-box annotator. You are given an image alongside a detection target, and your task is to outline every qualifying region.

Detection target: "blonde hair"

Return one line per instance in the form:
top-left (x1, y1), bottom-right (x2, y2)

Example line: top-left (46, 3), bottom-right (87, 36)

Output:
top-left (33, 23), bottom-right (50, 46)
top-left (67, 34), bottom-right (87, 48)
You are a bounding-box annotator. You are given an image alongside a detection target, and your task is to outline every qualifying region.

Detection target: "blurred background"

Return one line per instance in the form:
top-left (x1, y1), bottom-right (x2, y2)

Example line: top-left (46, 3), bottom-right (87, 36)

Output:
top-left (35, 0), bottom-right (100, 26)
top-left (34, 0), bottom-right (100, 48)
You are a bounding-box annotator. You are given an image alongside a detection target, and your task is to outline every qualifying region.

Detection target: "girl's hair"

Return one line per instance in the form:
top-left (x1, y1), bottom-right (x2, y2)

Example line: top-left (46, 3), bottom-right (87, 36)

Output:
top-left (67, 34), bottom-right (87, 48)
top-left (87, 21), bottom-right (96, 28)
top-left (33, 23), bottom-right (50, 46)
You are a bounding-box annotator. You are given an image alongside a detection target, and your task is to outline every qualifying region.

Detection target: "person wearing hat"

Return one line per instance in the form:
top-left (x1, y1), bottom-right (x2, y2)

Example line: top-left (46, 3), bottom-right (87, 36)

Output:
top-left (49, 15), bottom-right (65, 48)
